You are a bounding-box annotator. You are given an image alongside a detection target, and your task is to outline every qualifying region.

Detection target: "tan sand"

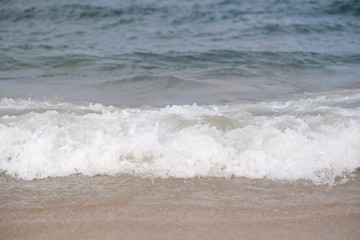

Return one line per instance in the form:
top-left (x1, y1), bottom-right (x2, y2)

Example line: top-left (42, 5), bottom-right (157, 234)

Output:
top-left (0, 173), bottom-right (359, 240)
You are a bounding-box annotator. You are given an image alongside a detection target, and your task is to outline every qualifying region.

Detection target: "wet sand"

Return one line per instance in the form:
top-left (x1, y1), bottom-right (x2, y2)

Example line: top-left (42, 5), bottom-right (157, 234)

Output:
top-left (1, 173), bottom-right (359, 240)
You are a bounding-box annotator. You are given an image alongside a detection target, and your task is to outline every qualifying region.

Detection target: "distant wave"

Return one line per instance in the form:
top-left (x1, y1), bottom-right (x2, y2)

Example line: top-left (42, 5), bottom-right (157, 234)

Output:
top-left (1, 90), bottom-right (359, 184)
top-left (325, 0), bottom-right (360, 16)
top-left (0, 4), bottom-right (158, 22)
top-left (2, 50), bottom-right (359, 73)
top-left (1, 0), bottom-right (359, 23)
top-left (87, 76), bottom-right (203, 91)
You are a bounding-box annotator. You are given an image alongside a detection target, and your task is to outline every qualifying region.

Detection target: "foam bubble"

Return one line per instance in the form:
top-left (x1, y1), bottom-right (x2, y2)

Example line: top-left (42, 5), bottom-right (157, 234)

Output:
top-left (0, 92), bottom-right (359, 184)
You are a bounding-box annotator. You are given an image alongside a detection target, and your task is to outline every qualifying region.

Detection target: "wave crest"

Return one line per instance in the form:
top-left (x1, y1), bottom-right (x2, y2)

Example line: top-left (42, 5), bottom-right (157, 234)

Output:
top-left (1, 93), bottom-right (359, 184)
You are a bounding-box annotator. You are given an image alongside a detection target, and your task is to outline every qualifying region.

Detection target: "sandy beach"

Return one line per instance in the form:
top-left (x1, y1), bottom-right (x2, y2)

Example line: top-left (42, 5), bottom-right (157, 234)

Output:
top-left (1, 173), bottom-right (359, 240)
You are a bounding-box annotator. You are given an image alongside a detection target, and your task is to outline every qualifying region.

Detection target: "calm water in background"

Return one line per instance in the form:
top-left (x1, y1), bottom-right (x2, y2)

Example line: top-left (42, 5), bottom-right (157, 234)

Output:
top-left (1, 0), bottom-right (360, 105)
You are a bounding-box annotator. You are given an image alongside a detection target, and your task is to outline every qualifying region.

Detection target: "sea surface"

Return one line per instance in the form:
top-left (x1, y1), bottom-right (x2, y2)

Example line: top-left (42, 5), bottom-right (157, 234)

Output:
top-left (0, 0), bottom-right (360, 184)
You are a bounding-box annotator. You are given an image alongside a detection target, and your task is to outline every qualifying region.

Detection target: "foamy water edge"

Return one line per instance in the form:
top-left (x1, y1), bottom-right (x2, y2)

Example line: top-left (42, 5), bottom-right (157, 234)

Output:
top-left (1, 91), bottom-right (359, 185)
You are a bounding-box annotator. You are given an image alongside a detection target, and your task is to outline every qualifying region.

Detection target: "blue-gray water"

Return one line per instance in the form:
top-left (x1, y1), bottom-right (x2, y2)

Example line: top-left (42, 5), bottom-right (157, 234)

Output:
top-left (0, 0), bottom-right (360, 183)
top-left (1, 0), bottom-right (359, 105)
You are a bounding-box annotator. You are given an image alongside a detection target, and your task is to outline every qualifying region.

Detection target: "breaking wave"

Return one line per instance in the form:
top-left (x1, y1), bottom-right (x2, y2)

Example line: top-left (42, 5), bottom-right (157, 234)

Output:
top-left (1, 91), bottom-right (359, 184)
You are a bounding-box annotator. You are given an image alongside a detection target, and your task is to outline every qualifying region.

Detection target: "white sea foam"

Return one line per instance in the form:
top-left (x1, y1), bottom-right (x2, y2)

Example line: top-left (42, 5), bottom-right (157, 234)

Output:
top-left (1, 92), bottom-right (360, 184)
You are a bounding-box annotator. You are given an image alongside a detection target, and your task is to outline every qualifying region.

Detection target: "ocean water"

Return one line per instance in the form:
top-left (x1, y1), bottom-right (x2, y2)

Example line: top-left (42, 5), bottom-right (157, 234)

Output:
top-left (1, 0), bottom-right (360, 185)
